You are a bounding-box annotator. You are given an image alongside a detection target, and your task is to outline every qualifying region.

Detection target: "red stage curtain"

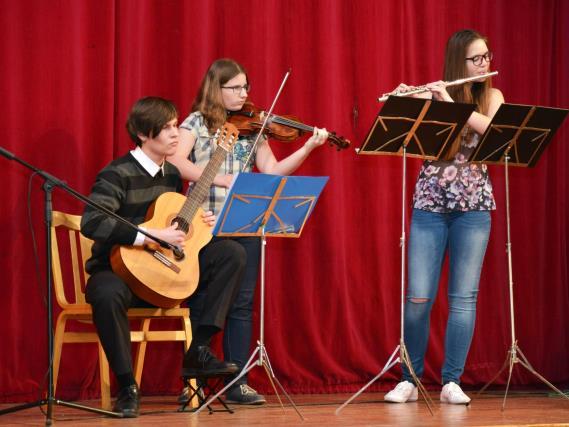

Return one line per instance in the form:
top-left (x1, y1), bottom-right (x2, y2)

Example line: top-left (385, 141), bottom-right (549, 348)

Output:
top-left (1, 0), bottom-right (568, 402)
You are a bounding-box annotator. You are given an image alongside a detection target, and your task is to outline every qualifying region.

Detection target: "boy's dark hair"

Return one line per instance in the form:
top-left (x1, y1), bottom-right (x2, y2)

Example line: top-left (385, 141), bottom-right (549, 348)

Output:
top-left (126, 97), bottom-right (178, 146)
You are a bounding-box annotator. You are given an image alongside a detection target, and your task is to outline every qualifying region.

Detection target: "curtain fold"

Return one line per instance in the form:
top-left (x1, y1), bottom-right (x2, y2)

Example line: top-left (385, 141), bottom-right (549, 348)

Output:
top-left (1, 0), bottom-right (567, 401)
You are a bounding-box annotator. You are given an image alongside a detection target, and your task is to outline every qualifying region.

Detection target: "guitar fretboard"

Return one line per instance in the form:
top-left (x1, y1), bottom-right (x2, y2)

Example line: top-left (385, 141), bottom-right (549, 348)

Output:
top-left (176, 127), bottom-right (236, 228)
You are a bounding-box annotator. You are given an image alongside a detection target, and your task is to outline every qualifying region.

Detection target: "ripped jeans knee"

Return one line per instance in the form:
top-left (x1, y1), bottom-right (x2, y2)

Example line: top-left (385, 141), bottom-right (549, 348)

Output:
top-left (405, 296), bottom-right (433, 323)
top-left (409, 297), bottom-right (429, 304)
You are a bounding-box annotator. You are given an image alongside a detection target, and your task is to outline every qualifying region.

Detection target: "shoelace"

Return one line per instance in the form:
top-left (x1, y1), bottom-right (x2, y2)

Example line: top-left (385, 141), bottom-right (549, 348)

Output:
top-left (394, 382), bottom-right (413, 392)
top-left (239, 384), bottom-right (257, 395)
top-left (446, 383), bottom-right (465, 397)
top-left (197, 347), bottom-right (215, 364)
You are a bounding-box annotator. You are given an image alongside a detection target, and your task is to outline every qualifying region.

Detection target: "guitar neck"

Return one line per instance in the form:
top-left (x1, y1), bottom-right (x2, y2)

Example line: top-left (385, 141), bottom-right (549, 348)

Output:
top-left (178, 139), bottom-right (230, 222)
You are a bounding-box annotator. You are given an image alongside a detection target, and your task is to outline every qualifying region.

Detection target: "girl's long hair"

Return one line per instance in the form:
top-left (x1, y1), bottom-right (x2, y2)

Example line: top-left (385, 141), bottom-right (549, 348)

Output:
top-left (443, 29), bottom-right (493, 159)
top-left (192, 58), bottom-right (247, 133)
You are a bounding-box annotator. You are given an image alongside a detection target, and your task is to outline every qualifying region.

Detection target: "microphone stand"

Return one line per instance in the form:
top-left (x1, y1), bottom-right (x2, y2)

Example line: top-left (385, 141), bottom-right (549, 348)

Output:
top-left (0, 146), bottom-right (177, 424)
top-left (0, 147), bottom-right (182, 256)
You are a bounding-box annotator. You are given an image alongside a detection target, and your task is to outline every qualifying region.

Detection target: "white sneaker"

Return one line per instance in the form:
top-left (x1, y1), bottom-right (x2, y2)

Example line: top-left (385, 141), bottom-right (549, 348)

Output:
top-left (384, 381), bottom-right (418, 403)
top-left (440, 382), bottom-right (471, 404)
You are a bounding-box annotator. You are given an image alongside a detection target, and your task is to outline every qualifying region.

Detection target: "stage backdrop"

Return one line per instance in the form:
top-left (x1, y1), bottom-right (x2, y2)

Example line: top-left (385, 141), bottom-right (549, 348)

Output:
top-left (1, 0), bottom-right (568, 402)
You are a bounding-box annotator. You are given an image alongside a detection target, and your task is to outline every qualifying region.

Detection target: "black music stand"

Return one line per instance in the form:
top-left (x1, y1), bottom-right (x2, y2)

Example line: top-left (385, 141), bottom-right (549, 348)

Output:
top-left (336, 96), bottom-right (475, 415)
top-left (192, 172), bottom-right (328, 419)
top-left (471, 103), bottom-right (569, 409)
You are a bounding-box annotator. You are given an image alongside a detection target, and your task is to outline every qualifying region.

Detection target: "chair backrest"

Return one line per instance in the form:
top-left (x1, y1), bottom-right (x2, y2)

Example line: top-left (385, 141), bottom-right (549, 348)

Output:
top-left (51, 210), bottom-right (94, 307)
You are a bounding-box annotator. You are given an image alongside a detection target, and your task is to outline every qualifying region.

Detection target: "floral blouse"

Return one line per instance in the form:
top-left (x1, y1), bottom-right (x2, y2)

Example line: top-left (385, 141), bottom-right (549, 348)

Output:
top-left (412, 131), bottom-right (496, 212)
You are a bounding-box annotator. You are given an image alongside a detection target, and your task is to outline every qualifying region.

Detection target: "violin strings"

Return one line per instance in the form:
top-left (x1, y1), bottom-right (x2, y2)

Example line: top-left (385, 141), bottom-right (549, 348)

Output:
top-left (271, 115), bottom-right (314, 133)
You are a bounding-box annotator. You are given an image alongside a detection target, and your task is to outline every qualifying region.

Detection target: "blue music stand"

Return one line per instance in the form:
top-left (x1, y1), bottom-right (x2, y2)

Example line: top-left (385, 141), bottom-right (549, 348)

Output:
top-left (194, 172), bottom-right (328, 418)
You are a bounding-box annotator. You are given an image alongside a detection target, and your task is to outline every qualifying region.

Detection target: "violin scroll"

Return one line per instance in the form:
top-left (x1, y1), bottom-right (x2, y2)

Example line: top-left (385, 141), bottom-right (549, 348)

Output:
top-left (326, 132), bottom-right (351, 150)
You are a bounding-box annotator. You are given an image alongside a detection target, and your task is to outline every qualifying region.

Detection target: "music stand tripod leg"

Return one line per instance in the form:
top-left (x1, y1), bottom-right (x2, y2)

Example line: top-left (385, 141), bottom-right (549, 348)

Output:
top-left (501, 348), bottom-right (517, 410)
top-left (335, 345), bottom-right (401, 415)
top-left (260, 346), bottom-right (305, 420)
top-left (259, 347), bottom-right (285, 413)
top-left (477, 348), bottom-right (510, 396)
top-left (516, 346), bottom-right (569, 403)
top-left (400, 341), bottom-right (435, 413)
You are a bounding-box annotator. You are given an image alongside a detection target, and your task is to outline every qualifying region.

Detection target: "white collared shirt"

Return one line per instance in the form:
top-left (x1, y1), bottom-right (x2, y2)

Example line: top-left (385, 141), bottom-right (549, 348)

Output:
top-left (130, 146), bottom-right (164, 177)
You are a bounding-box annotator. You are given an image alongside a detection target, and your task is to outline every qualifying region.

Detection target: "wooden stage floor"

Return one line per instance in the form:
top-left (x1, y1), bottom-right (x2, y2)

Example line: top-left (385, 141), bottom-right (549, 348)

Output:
top-left (1, 390), bottom-right (568, 426)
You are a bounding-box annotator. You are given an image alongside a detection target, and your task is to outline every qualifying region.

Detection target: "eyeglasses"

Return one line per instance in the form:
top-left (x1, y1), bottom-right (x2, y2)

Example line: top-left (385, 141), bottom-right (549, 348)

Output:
top-left (221, 84), bottom-right (251, 94)
top-left (465, 51), bottom-right (493, 66)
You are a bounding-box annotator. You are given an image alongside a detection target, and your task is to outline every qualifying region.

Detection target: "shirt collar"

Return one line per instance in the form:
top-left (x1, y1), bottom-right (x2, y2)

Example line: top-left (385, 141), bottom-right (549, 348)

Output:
top-left (130, 146), bottom-right (164, 177)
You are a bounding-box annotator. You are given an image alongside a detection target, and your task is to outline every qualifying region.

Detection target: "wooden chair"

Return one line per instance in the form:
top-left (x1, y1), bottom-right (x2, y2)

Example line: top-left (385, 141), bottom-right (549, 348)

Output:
top-left (50, 210), bottom-right (192, 410)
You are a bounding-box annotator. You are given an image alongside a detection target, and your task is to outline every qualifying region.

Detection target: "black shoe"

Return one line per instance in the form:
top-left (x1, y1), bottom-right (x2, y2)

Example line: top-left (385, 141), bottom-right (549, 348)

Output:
top-left (113, 384), bottom-right (140, 418)
top-left (225, 384), bottom-right (266, 405)
top-left (181, 345), bottom-right (239, 377)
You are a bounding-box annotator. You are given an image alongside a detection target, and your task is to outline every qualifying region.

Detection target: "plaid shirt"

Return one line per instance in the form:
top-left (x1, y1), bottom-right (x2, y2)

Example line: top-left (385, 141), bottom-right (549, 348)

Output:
top-left (180, 112), bottom-right (262, 215)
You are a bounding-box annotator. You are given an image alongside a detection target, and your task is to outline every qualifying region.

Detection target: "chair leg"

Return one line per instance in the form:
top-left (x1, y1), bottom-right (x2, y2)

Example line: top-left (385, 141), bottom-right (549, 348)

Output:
top-left (133, 318), bottom-right (150, 387)
top-left (180, 315), bottom-right (199, 408)
top-left (98, 343), bottom-right (112, 410)
top-left (182, 315), bottom-right (192, 351)
top-left (52, 314), bottom-right (67, 395)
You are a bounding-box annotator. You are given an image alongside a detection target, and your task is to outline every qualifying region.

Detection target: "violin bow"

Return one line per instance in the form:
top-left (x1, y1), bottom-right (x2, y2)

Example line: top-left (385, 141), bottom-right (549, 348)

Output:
top-left (241, 69), bottom-right (291, 172)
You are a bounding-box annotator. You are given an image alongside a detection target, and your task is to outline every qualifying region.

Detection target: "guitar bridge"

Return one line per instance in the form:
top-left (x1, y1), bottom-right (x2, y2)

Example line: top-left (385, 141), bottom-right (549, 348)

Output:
top-left (145, 247), bottom-right (181, 274)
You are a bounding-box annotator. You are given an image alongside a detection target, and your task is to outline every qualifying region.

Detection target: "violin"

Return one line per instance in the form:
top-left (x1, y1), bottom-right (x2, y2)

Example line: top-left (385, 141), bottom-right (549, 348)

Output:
top-left (226, 101), bottom-right (350, 150)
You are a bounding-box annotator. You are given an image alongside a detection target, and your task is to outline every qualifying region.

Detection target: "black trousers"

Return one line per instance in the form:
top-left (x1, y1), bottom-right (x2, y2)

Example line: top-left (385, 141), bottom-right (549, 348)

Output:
top-left (85, 238), bottom-right (246, 377)
top-left (187, 237), bottom-right (261, 384)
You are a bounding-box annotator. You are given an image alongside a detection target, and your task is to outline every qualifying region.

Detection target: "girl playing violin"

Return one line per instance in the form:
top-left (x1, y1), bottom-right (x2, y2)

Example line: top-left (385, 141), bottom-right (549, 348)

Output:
top-left (168, 58), bottom-right (329, 405)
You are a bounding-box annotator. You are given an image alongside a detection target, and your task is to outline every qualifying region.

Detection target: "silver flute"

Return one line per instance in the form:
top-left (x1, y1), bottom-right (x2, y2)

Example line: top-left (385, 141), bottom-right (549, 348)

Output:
top-left (377, 70), bottom-right (498, 102)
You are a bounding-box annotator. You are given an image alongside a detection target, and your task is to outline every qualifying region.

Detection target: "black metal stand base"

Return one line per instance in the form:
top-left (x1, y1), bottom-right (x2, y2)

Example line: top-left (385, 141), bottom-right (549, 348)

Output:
top-left (0, 397), bottom-right (121, 425)
top-left (178, 375), bottom-right (234, 414)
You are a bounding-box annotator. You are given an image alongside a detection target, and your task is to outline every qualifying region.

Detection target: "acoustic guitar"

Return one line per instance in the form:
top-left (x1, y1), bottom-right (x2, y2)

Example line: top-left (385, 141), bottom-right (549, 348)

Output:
top-left (111, 123), bottom-right (239, 308)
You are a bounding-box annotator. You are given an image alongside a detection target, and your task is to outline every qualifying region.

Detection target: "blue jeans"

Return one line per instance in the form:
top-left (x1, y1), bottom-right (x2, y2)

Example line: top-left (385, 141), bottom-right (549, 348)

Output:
top-left (222, 237), bottom-right (260, 385)
top-left (402, 209), bottom-right (491, 385)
